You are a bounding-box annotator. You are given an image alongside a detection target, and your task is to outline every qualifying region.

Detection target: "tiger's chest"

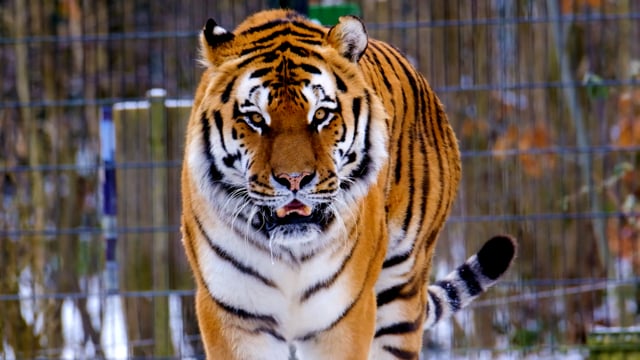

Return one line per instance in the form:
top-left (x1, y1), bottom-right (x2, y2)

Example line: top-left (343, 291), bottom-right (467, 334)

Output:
top-left (194, 219), bottom-right (358, 341)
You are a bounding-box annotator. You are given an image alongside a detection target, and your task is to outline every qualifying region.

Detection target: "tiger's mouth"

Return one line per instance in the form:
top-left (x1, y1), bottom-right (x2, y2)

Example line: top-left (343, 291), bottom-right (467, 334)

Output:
top-left (256, 201), bottom-right (333, 233)
top-left (276, 200), bottom-right (312, 218)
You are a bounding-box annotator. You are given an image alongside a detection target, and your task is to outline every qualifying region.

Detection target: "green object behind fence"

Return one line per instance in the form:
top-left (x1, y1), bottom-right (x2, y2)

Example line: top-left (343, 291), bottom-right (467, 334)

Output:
top-left (309, 3), bottom-right (362, 25)
top-left (588, 328), bottom-right (640, 360)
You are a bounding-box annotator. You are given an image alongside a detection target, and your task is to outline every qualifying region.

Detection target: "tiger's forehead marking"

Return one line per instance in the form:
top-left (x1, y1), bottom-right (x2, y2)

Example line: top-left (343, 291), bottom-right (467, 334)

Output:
top-left (301, 72), bottom-right (337, 106)
top-left (236, 73), bottom-right (272, 124)
top-left (235, 66), bottom-right (338, 124)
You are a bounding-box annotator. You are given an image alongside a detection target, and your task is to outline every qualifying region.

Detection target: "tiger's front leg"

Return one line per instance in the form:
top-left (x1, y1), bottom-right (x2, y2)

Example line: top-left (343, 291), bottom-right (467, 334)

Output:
top-left (195, 288), bottom-right (293, 360)
top-left (293, 288), bottom-right (378, 360)
top-left (369, 256), bottom-right (429, 360)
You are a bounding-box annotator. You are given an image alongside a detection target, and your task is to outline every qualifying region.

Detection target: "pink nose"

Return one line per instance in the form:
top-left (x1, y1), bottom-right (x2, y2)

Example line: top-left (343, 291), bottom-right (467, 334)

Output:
top-left (275, 172), bottom-right (314, 191)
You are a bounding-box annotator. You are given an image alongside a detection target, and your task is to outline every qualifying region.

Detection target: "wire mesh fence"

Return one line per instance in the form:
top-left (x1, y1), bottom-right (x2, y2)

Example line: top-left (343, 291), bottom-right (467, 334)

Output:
top-left (1, 0), bottom-right (640, 359)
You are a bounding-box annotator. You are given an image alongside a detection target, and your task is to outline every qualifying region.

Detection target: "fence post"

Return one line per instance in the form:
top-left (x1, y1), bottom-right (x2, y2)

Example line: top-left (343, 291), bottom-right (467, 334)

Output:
top-left (148, 88), bottom-right (172, 356)
top-left (112, 90), bottom-right (192, 356)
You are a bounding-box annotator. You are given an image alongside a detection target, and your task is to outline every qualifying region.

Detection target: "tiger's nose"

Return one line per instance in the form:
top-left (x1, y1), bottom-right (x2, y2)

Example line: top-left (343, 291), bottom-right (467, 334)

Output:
top-left (274, 171), bottom-right (315, 192)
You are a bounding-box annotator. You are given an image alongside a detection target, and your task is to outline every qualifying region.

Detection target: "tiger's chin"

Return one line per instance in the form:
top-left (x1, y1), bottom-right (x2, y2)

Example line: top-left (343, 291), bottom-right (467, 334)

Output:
top-left (268, 224), bottom-right (324, 246)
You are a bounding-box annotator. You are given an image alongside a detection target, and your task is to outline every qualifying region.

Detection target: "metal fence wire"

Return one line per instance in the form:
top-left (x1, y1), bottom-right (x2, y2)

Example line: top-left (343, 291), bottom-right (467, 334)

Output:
top-left (2, 0), bottom-right (640, 359)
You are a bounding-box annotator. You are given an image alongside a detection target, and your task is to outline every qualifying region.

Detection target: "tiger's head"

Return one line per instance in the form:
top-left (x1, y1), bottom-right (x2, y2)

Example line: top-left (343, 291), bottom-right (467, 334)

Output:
top-left (185, 10), bottom-right (387, 252)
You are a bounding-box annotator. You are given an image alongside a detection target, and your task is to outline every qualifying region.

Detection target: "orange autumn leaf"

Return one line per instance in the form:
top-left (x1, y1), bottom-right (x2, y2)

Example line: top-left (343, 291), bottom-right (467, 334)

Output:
top-left (614, 117), bottom-right (633, 147)
top-left (612, 117), bottom-right (640, 147)
top-left (460, 118), bottom-right (489, 139)
top-left (492, 125), bottom-right (519, 161)
top-left (518, 123), bottom-right (556, 178)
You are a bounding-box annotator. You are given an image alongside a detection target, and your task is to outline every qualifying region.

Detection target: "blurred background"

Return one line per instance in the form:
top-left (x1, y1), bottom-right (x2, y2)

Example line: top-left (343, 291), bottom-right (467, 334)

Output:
top-left (1, 0), bottom-right (640, 359)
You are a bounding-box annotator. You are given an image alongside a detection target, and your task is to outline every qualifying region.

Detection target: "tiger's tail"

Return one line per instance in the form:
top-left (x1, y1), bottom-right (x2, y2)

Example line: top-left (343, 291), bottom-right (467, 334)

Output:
top-left (424, 235), bottom-right (517, 329)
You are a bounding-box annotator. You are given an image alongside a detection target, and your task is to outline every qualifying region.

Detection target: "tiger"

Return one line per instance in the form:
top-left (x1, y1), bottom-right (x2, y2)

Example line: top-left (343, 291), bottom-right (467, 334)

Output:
top-left (180, 9), bottom-right (516, 360)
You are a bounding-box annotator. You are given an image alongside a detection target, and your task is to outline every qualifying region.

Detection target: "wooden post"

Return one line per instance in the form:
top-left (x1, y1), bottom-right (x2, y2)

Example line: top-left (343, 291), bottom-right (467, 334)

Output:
top-left (113, 91), bottom-right (191, 356)
top-left (114, 100), bottom-right (154, 356)
top-left (148, 89), bottom-right (172, 356)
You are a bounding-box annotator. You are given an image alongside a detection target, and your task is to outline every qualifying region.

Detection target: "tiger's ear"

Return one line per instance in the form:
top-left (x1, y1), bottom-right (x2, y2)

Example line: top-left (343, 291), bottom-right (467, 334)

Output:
top-left (199, 18), bottom-right (235, 67)
top-left (326, 15), bottom-right (368, 62)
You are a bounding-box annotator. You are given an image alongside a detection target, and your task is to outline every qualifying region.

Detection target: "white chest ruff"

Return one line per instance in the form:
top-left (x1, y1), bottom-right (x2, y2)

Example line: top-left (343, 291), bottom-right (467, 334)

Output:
top-left (195, 214), bottom-right (357, 341)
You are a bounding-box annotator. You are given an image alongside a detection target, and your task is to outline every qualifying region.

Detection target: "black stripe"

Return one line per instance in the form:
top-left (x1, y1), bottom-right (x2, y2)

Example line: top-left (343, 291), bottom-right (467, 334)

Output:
top-left (194, 215), bottom-right (278, 289)
top-left (239, 19), bottom-right (324, 37)
top-left (431, 95), bottom-right (447, 227)
top-left (382, 251), bottom-right (411, 268)
top-left (342, 93), bottom-right (372, 187)
top-left (236, 52), bottom-right (277, 69)
top-left (214, 110), bottom-right (227, 152)
top-left (250, 68), bottom-right (271, 79)
top-left (389, 48), bottom-right (421, 234)
top-left (287, 21), bottom-right (326, 36)
top-left (352, 96), bottom-right (362, 125)
top-left (253, 327), bottom-right (286, 342)
top-left (413, 76), bottom-right (430, 244)
top-left (401, 146), bottom-right (414, 234)
top-left (272, 41), bottom-right (309, 57)
top-left (183, 221), bottom-right (207, 290)
top-left (428, 289), bottom-right (443, 321)
top-left (367, 42), bottom-right (394, 91)
top-left (458, 263), bottom-right (483, 296)
top-left (296, 38), bottom-right (323, 46)
top-left (210, 240), bottom-right (276, 287)
top-left (394, 89), bottom-right (407, 186)
top-left (349, 94), bottom-right (361, 151)
top-left (201, 112), bottom-right (214, 160)
top-left (337, 88), bottom-right (364, 164)
top-left (222, 151), bottom-right (241, 168)
top-left (368, 42), bottom-right (403, 185)
top-left (236, 43), bottom-right (325, 70)
top-left (253, 29), bottom-right (315, 45)
top-left (299, 63), bottom-right (321, 75)
top-left (376, 279), bottom-right (420, 308)
top-left (221, 77), bottom-right (236, 104)
top-left (300, 250), bottom-right (353, 302)
top-left (435, 280), bottom-right (461, 312)
top-left (376, 284), bottom-right (403, 307)
top-left (239, 19), bottom-right (289, 35)
top-left (213, 296), bottom-right (278, 325)
top-left (295, 295), bottom-right (360, 342)
top-left (240, 43), bottom-right (276, 56)
top-left (382, 345), bottom-right (418, 360)
top-left (283, 42), bottom-right (322, 58)
top-left (334, 73), bottom-right (347, 92)
top-left (375, 313), bottom-right (422, 338)
top-left (201, 112), bottom-right (224, 183)
top-left (208, 163), bottom-right (227, 188)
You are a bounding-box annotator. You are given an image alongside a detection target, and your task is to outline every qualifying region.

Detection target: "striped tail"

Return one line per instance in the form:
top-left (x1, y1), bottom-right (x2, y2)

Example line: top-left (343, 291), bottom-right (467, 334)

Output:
top-left (424, 235), bottom-right (516, 329)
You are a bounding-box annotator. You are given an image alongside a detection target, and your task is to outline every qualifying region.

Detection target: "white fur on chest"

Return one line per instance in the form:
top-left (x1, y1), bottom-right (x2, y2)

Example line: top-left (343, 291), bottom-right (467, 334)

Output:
top-left (195, 213), bottom-right (355, 341)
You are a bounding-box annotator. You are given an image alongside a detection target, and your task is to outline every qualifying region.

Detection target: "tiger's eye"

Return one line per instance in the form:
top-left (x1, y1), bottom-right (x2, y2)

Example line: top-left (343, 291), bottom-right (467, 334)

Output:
top-left (314, 108), bottom-right (327, 121)
top-left (250, 113), bottom-right (264, 124)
